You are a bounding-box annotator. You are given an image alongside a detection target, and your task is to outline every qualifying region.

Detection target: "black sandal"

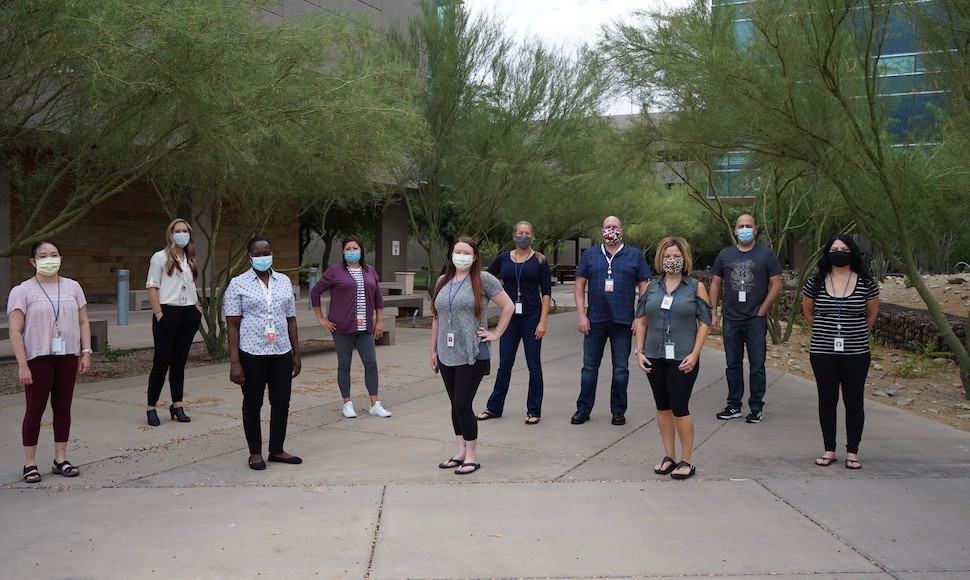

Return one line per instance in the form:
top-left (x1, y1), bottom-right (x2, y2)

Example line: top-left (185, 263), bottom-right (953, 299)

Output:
top-left (525, 415), bottom-right (540, 425)
top-left (845, 458), bottom-right (862, 470)
top-left (477, 411), bottom-right (500, 421)
top-left (654, 456), bottom-right (677, 475)
top-left (455, 462), bottom-right (481, 475)
top-left (438, 457), bottom-right (463, 469)
top-left (23, 465), bottom-right (41, 483)
top-left (670, 461), bottom-right (696, 480)
top-left (815, 455), bottom-right (837, 466)
top-left (52, 459), bottom-right (79, 477)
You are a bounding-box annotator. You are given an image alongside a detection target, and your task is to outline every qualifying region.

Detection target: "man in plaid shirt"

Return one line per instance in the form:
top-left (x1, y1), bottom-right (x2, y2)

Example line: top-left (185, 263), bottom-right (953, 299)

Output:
top-left (572, 216), bottom-right (652, 426)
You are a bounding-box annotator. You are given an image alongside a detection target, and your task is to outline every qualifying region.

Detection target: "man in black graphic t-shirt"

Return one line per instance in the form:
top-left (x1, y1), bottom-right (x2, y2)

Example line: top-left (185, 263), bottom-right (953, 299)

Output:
top-left (709, 215), bottom-right (782, 424)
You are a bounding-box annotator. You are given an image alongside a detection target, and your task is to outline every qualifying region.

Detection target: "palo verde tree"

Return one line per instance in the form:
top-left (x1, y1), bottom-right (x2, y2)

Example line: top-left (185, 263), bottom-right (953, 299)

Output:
top-left (602, 0), bottom-right (970, 396)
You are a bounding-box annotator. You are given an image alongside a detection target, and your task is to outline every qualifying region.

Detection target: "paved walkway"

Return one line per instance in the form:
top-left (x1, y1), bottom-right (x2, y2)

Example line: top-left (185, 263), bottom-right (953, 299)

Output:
top-left (1, 286), bottom-right (969, 578)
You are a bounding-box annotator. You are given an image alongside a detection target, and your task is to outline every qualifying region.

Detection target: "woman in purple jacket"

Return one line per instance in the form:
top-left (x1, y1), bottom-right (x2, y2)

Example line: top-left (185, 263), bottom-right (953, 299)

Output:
top-left (310, 236), bottom-right (391, 418)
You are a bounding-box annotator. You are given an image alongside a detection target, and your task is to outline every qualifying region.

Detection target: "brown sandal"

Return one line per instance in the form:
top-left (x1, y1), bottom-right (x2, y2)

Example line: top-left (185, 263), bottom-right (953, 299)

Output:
top-left (477, 410), bottom-right (500, 421)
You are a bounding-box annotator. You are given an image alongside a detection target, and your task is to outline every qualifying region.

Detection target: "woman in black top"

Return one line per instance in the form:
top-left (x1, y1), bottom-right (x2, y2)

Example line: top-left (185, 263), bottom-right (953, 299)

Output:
top-left (802, 235), bottom-right (879, 470)
top-left (479, 221), bottom-right (552, 424)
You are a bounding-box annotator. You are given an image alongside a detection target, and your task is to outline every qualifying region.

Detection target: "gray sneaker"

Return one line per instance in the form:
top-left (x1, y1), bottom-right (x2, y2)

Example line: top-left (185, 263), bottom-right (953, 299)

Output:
top-left (716, 406), bottom-right (742, 420)
top-left (745, 411), bottom-right (763, 423)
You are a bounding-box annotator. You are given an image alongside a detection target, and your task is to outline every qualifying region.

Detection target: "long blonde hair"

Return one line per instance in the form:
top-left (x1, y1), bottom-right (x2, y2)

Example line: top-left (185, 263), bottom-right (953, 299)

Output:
top-left (165, 218), bottom-right (199, 281)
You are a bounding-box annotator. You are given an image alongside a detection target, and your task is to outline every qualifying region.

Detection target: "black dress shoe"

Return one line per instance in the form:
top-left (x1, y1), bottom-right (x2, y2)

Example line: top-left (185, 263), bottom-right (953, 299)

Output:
top-left (146, 409), bottom-right (160, 426)
top-left (570, 410), bottom-right (590, 424)
top-left (612, 412), bottom-right (626, 425)
top-left (169, 404), bottom-right (191, 422)
top-left (248, 459), bottom-right (266, 470)
top-left (268, 454), bottom-right (303, 464)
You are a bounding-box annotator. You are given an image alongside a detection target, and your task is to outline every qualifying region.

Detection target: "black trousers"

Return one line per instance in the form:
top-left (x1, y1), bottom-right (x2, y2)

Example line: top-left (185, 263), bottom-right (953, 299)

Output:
top-left (240, 351), bottom-right (293, 455)
top-left (810, 353), bottom-right (870, 454)
top-left (646, 358), bottom-right (699, 417)
top-left (439, 360), bottom-right (489, 441)
top-left (148, 304), bottom-right (202, 406)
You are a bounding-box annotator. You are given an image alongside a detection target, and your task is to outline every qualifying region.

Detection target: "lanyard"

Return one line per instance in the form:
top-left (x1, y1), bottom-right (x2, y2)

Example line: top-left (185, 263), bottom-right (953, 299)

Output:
top-left (260, 274), bottom-right (274, 319)
top-left (829, 272), bottom-right (853, 331)
top-left (512, 251), bottom-right (530, 301)
top-left (736, 247), bottom-right (749, 286)
top-left (662, 276), bottom-right (683, 338)
top-left (34, 276), bottom-right (61, 333)
top-left (178, 256), bottom-right (191, 289)
top-left (601, 244), bottom-right (623, 278)
top-left (447, 275), bottom-right (467, 322)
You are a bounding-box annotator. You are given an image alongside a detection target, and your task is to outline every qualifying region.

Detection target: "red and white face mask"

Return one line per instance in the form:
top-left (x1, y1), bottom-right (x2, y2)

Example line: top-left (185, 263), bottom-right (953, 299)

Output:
top-left (603, 226), bottom-right (622, 245)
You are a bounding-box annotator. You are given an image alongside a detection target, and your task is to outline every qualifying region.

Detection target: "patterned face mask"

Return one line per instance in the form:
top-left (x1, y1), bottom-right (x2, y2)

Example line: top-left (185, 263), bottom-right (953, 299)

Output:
top-left (662, 256), bottom-right (684, 274)
top-left (602, 227), bottom-right (622, 245)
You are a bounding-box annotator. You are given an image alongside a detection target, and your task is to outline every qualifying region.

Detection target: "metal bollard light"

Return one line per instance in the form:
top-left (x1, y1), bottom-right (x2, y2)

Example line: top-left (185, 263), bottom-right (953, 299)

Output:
top-left (117, 269), bottom-right (129, 325)
top-left (307, 267), bottom-right (318, 310)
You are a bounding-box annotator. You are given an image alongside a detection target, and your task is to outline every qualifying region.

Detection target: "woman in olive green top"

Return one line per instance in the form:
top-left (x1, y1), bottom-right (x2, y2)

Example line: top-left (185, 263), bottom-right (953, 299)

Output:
top-left (634, 236), bottom-right (712, 480)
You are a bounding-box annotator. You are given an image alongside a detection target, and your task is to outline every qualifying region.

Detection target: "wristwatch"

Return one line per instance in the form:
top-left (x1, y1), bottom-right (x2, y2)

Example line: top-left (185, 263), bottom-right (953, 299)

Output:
top-left (634, 348), bottom-right (642, 355)
top-left (81, 348), bottom-right (93, 354)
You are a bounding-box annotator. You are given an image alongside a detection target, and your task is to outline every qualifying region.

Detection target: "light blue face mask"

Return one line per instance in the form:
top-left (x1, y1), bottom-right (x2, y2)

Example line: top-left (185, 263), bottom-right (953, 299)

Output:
top-left (251, 256), bottom-right (273, 272)
top-left (736, 227), bottom-right (755, 243)
top-left (344, 251), bottom-right (361, 263)
top-left (173, 232), bottom-right (191, 248)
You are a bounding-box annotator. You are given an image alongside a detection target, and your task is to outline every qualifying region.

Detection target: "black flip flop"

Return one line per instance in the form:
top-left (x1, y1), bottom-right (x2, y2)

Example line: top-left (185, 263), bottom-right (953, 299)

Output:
top-left (845, 458), bottom-right (862, 470)
top-left (654, 456), bottom-right (677, 475)
top-left (438, 457), bottom-right (463, 469)
top-left (815, 456), bottom-right (837, 466)
top-left (455, 462), bottom-right (481, 475)
top-left (670, 461), bottom-right (696, 480)
top-left (477, 411), bottom-right (500, 421)
top-left (525, 415), bottom-right (540, 425)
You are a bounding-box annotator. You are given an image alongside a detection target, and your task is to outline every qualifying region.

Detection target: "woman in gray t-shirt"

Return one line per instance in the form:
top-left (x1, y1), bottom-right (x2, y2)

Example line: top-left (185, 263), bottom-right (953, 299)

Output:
top-left (431, 237), bottom-right (514, 475)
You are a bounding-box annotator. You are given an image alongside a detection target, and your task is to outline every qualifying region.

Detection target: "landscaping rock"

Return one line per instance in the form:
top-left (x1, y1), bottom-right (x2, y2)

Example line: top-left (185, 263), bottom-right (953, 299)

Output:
top-left (948, 276), bottom-right (966, 284)
top-left (896, 397), bottom-right (914, 406)
top-left (872, 390), bottom-right (888, 397)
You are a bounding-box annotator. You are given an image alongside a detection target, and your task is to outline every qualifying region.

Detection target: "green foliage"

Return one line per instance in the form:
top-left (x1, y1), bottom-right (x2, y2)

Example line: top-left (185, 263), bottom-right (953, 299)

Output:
top-left (99, 341), bottom-right (134, 363)
top-left (894, 341), bottom-right (954, 378)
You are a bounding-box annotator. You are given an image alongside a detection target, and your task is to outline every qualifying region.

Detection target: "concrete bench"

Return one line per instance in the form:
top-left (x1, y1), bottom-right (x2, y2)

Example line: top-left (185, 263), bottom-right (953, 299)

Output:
top-left (1, 319), bottom-right (108, 352)
top-left (295, 316), bottom-right (395, 346)
top-left (129, 290), bottom-right (152, 311)
top-left (382, 295), bottom-right (424, 318)
top-left (376, 316), bottom-right (396, 346)
top-left (379, 282), bottom-right (406, 296)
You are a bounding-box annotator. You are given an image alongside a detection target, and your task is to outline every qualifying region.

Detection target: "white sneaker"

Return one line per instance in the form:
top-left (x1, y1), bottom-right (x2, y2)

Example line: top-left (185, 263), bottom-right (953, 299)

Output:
top-left (342, 401), bottom-right (357, 418)
top-left (369, 401), bottom-right (392, 418)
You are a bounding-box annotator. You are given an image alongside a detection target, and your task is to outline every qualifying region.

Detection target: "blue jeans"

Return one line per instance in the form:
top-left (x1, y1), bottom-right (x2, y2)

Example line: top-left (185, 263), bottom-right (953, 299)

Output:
top-left (577, 321), bottom-right (632, 414)
top-left (722, 316), bottom-right (768, 413)
top-left (485, 312), bottom-right (544, 417)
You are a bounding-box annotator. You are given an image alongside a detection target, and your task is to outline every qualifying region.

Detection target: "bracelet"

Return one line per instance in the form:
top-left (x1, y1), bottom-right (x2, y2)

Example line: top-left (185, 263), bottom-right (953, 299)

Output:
top-left (81, 348), bottom-right (93, 354)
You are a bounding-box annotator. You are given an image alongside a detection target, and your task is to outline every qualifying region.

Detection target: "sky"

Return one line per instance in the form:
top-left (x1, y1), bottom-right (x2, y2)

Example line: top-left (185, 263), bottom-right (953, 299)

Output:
top-left (463, 0), bottom-right (693, 115)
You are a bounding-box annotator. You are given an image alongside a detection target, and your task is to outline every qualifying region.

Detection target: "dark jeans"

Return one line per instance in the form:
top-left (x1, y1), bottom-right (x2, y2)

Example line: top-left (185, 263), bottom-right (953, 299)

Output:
top-left (240, 351), bottom-right (293, 455)
top-left (23, 355), bottom-right (78, 446)
top-left (810, 353), bottom-right (870, 454)
top-left (440, 360), bottom-right (490, 441)
top-left (332, 331), bottom-right (379, 398)
top-left (485, 312), bottom-right (544, 417)
top-left (646, 357), bottom-right (700, 417)
top-left (578, 321), bottom-right (632, 414)
top-left (148, 304), bottom-right (202, 406)
top-left (722, 316), bottom-right (768, 413)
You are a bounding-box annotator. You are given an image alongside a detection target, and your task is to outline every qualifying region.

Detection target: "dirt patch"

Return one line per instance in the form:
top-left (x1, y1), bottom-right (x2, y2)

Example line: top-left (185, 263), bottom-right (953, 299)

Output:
top-left (878, 274), bottom-right (970, 318)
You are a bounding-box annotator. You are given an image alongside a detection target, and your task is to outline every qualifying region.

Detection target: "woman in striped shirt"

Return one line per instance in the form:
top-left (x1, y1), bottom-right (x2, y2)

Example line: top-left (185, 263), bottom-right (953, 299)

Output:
top-left (802, 235), bottom-right (879, 470)
top-left (311, 236), bottom-right (391, 418)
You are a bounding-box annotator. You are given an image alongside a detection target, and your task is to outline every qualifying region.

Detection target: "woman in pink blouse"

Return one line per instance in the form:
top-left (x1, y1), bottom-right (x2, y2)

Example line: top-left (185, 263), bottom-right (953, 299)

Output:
top-left (7, 240), bottom-right (92, 483)
top-left (310, 236), bottom-right (390, 419)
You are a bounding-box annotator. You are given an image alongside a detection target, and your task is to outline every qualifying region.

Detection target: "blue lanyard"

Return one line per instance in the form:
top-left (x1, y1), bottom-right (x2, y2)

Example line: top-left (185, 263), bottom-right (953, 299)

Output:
top-left (447, 275), bottom-right (467, 321)
top-left (512, 252), bottom-right (528, 302)
top-left (662, 276), bottom-right (682, 338)
top-left (34, 276), bottom-right (61, 332)
top-left (828, 272), bottom-right (852, 331)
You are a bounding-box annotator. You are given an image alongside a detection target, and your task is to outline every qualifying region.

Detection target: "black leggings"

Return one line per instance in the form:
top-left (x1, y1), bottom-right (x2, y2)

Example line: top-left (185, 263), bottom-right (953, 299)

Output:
top-left (148, 304), bottom-right (202, 406)
top-left (646, 358), bottom-right (699, 417)
top-left (439, 360), bottom-right (490, 441)
top-left (240, 351), bottom-right (293, 455)
top-left (810, 353), bottom-right (870, 454)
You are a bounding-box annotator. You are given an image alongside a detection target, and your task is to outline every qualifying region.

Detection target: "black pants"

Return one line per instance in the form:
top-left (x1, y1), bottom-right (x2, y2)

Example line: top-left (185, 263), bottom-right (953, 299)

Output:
top-left (810, 353), bottom-right (870, 454)
top-left (148, 304), bottom-right (202, 406)
top-left (440, 360), bottom-right (489, 441)
top-left (240, 351), bottom-right (293, 455)
top-left (646, 358), bottom-right (699, 417)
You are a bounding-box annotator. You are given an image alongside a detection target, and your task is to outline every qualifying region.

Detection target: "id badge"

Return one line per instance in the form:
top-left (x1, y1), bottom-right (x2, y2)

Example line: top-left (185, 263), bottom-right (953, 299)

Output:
top-left (664, 341), bottom-right (676, 359)
top-left (446, 332), bottom-right (455, 347)
top-left (179, 289), bottom-right (188, 305)
top-left (605, 278), bottom-right (614, 293)
top-left (660, 295), bottom-right (673, 310)
top-left (834, 337), bottom-right (845, 352)
top-left (265, 321), bottom-right (276, 342)
top-left (356, 317), bottom-right (365, 327)
top-left (51, 337), bottom-right (66, 355)
top-left (515, 302), bottom-right (523, 314)
top-left (738, 290), bottom-right (747, 303)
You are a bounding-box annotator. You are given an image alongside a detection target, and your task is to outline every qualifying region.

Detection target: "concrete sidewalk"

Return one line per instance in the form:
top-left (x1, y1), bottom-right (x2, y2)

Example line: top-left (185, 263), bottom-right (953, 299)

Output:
top-left (1, 306), bottom-right (969, 578)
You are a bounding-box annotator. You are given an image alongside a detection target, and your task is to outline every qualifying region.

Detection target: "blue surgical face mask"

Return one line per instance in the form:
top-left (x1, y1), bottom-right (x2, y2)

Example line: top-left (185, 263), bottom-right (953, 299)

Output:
top-left (736, 227), bottom-right (755, 243)
top-left (172, 232), bottom-right (190, 248)
top-left (251, 255), bottom-right (273, 272)
top-left (344, 251), bottom-right (361, 263)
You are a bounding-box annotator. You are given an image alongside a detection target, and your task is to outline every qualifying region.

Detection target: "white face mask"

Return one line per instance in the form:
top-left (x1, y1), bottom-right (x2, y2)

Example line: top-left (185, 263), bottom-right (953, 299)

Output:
top-left (35, 257), bottom-right (61, 277)
top-left (173, 232), bottom-right (191, 248)
top-left (452, 253), bottom-right (475, 272)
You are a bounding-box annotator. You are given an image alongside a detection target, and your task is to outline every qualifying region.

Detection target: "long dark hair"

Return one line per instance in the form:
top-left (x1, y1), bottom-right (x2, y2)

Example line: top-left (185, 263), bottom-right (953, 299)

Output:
top-left (340, 235), bottom-right (369, 270)
top-left (30, 239), bottom-right (60, 258)
top-left (810, 234), bottom-right (871, 295)
top-left (431, 236), bottom-right (484, 319)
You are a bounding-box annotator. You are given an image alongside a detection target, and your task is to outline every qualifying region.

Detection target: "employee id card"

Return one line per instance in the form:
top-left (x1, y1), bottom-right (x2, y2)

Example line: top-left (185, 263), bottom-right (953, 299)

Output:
top-left (660, 295), bottom-right (673, 310)
top-left (604, 278), bottom-right (614, 293)
top-left (834, 337), bottom-right (845, 352)
top-left (179, 288), bottom-right (188, 305)
top-left (446, 332), bottom-right (455, 347)
top-left (265, 321), bottom-right (276, 342)
top-left (664, 341), bottom-right (676, 359)
top-left (51, 336), bottom-right (66, 355)
top-left (515, 302), bottom-right (523, 314)
top-left (738, 290), bottom-right (747, 302)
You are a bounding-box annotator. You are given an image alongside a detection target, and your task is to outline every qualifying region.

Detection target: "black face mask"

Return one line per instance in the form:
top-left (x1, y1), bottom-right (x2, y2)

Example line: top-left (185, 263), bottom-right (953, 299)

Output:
top-left (829, 251), bottom-right (852, 268)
